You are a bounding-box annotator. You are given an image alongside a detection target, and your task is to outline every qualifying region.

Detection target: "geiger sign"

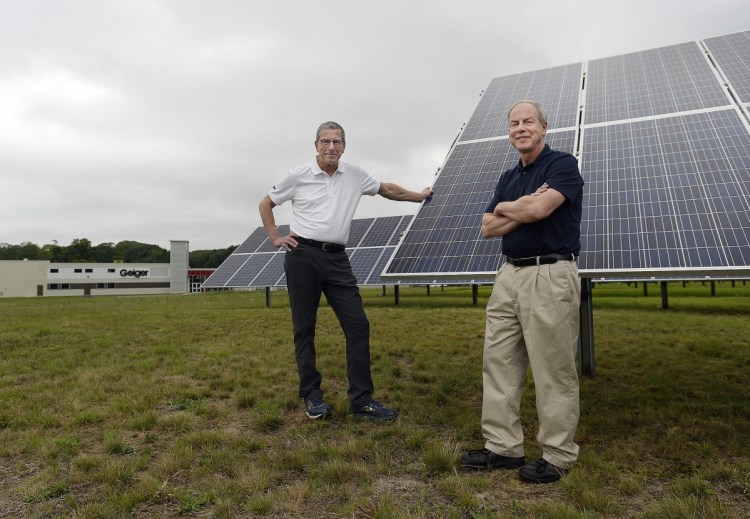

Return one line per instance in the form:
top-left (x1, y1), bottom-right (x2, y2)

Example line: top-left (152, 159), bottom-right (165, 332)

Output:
top-left (120, 269), bottom-right (148, 278)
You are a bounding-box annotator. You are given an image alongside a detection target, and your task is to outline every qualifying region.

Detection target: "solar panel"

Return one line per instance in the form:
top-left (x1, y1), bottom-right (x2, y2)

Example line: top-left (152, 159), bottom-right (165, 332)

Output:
top-left (704, 30), bottom-right (750, 106)
top-left (459, 63), bottom-right (582, 142)
top-left (385, 31), bottom-right (750, 281)
top-left (584, 42), bottom-right (730, 125)
top-left (202, 216), bottom-right (415, 290)
top-left (580, 108), bottom-right (750, 272)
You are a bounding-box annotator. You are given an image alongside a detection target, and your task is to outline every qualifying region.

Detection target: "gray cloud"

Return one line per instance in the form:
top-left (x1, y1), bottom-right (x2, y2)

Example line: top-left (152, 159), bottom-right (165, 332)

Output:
top-left (2, 0), bottom-right (747, 249)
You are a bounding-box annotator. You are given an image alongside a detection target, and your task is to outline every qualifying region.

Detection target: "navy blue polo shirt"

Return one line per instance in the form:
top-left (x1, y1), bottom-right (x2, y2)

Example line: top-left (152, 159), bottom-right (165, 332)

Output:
top-left (484, 144), bottom-right (584, 258)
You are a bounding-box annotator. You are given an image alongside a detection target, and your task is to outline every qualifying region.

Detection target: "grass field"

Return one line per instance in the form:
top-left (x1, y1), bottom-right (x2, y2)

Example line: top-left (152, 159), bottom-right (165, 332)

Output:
top-left (0, 282), bottom-right (749, 518)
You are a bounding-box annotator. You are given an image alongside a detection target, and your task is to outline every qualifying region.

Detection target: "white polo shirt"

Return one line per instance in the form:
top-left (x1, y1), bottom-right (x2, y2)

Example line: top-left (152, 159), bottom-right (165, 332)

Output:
top-left (268, 159), bottom-right (381, 245)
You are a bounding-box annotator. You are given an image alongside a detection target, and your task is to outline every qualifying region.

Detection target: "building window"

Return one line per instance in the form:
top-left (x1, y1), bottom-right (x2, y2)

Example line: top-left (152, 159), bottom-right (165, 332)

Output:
top-left (74, 268), bottom-right (82, 273)
top-left (50, 268), bottom-right (59, 273)
top-left (48, 284), bottom-right (59, 290)
top-left (85, 268), bottom-right (93, 273)
top-left (108, 268), bottom-right (115, 273)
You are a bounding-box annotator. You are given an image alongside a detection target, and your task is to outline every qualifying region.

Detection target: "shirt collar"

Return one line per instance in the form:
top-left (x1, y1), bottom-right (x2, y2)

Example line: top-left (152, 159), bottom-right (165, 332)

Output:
top-left (312, 157), bottom-right (347, 176)
top-left (517, 144), bottom-right (551, 171)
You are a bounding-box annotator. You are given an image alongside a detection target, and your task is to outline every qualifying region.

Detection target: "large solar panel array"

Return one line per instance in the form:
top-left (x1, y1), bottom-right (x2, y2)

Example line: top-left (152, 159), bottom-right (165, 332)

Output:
top-left (202, 215), bottom-right (413, 289)
top-left (385, 30), bottom-right (750, 280)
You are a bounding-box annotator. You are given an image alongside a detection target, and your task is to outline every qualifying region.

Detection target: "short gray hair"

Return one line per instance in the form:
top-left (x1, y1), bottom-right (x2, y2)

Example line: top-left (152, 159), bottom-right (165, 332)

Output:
top-left (507, 100), bottom-right (548, 126)
top-left (316, 121), bottom-right (346, 142)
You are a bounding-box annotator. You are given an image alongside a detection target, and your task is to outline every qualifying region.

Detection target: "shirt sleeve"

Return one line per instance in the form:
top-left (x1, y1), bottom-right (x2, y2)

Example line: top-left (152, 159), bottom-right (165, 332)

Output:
top-left (546, 154), bottom-right (583, 203)
top-left (360, 170), bottom-right (380, 196)
top-left (268, 170), bottom-right (297, 206)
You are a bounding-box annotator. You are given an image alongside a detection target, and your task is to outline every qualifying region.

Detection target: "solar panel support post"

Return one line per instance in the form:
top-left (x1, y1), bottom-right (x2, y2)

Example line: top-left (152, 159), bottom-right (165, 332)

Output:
top-left (643, 283), bottom-right (648, 297)
top-left (578, 278), bottom-right (595, 376)
top-left (472, 284), bottom-right (479, 306)
top-left (394, 285), bottom-right (400, 305)
top-left (265, 286), bottom-right (271, 308)
top-left (382, 285), bottom-right (386, 296)
top-left (661, 281), bottom-right (669, 309)
top-left (426, 285), bottom-right (431, 296)
top-left (711, 281), bottom-right (716, 297)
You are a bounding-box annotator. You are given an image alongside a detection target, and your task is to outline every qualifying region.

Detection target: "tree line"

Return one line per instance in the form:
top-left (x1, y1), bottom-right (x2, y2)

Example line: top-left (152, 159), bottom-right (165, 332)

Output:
top-left (0, 239), bottom-right (236, 268)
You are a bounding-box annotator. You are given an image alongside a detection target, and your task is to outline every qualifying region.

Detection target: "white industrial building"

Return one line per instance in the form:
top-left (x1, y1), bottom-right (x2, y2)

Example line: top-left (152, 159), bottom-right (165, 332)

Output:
top-left (0, 240), bottom-right (212, 298)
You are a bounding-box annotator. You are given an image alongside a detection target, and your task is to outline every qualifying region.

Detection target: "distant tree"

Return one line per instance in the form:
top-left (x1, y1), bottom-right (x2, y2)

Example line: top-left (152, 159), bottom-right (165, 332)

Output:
top-left (190, 245), bottom-right (236, 268)
top-left (0, 242), bottom-right (41, 260)
top-left (0, 239), bottom-right (240, 265)
top-left (91, 242), bottom-right (115, 263)
top-left (112, 241), bottom-right (169, 263)
top-left (68, 238), bottom-right (93, 262)
top-left (39, 242), bottom-right (64, 261)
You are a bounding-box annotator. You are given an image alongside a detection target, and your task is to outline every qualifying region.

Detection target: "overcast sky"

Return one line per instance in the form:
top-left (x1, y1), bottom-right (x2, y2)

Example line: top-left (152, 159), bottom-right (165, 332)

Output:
top-left (2, 1), bottom-right (747, 250)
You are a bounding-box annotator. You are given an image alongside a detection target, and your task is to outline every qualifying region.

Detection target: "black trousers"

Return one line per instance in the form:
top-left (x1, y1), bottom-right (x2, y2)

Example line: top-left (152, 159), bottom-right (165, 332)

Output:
top-left (284, 244), bottom-right (374, 407)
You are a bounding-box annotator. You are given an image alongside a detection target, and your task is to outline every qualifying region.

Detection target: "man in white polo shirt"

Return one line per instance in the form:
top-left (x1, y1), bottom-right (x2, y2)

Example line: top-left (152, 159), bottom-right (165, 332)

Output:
top-left (259, 121), bottom-right (432, 421)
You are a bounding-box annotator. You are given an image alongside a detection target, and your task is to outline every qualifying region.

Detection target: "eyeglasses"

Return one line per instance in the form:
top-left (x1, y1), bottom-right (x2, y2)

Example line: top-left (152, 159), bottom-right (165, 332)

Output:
top-left (318, 139), bottom-right (344, 148)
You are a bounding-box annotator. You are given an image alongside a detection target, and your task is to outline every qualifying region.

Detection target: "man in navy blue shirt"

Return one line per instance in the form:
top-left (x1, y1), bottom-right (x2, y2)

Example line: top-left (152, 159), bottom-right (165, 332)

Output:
top-left (462, 101), bottom-right (584, 484)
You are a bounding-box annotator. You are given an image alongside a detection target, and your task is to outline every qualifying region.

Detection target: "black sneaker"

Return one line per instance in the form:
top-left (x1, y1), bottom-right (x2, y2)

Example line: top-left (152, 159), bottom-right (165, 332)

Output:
top-left (304, 397), bottom-right (332, 419)
top-left (351, 400), bottom-right (398, 421)
top-left (461, 448), bottom-right (525, 470)
top-left (519, 458), bottom-right (569, 483)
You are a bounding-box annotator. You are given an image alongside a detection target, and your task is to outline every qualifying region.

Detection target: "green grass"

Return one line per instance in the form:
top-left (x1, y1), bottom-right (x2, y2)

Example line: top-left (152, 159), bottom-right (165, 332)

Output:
top-left (0, 282), bottom-right (749, 518)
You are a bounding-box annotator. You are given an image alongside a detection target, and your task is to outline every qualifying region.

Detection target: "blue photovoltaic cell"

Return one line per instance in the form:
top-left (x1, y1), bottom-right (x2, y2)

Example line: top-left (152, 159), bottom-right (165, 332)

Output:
top-left (385, 132), bottom-right (576, 276)
top-left (579, 109), bottom-right (750, 272)
top-left (459, 63), bottom-right (582, 142)
top-left (704, 30), bottom-right (750, 105)
top-left (585, 42), bottom-right (730, 125)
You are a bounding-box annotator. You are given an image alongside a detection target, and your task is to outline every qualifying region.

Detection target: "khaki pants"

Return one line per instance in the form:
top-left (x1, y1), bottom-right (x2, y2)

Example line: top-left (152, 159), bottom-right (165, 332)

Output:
top-left (481, 260), bottom-right (581, 469)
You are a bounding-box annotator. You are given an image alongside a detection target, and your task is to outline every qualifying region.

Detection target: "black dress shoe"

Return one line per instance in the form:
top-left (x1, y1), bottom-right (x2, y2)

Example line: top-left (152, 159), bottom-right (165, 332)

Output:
top-left (519, 458), bottom-right (569, 483)
top-left (461, 448), bottom-right (525, 470)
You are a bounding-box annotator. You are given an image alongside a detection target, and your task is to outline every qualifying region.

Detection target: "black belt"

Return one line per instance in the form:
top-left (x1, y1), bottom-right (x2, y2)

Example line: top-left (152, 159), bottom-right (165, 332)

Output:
top-left (505, 253), bottom-right (576, 267)
top-left (295, 236), bottom-right (345, 253)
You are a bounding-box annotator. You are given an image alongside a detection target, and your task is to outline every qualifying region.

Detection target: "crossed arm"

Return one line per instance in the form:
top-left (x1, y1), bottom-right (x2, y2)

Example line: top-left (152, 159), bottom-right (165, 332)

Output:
top-left (481, 183), bottom-right (565, 239)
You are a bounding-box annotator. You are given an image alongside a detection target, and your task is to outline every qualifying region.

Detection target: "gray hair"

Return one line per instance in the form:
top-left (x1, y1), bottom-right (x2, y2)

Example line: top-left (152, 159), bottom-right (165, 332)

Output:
top-left (507, 100), bottom-right (548, 126)
top-left (316, 121), bottom-right (346, 142)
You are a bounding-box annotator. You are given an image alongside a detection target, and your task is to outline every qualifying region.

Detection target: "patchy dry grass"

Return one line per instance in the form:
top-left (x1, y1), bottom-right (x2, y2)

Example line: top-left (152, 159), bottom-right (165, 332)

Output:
top-left (0, 282), bottom-right (748, 517)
